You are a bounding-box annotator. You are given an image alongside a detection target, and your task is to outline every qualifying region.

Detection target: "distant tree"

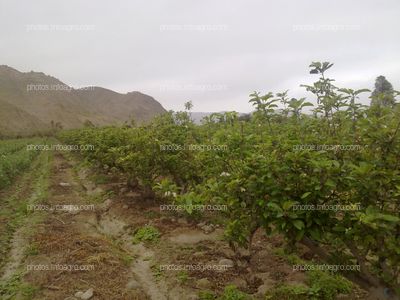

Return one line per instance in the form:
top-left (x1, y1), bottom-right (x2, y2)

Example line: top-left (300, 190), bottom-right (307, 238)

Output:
top-left (371, 76), bottom-right (395, 107)
top-left (50, 120), bottom-right (63, 134)
top-left (174, 101), bottom-right (194, 126)
top-left (238, 113), bottom-right (251, 122)
top-left (183, 101), bottom-right (193, 123)
top-left (130, 117), bottom-right (136, 127)
top-left (224, 111), bottom-right (238, 126)
top-left (208, 112), bottom-right (223, 124)
top-left (184, 101), bottom-right (193, 112)
top-left (55, 122), bottom-right (63, 130)
top-left (83, 120), bottom-right (95, 128)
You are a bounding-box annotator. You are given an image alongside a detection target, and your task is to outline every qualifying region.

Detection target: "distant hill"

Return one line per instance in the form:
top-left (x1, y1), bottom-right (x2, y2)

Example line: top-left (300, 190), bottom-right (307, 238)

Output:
top-left (190, 112), bottom-right (214, 124)
top-left (0, 65), bottom-right (166, 137)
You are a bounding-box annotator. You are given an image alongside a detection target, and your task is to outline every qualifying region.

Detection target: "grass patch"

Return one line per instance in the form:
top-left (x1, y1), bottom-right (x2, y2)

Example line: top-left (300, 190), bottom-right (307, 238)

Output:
top-left (306, 269), bottom-right (352, 300)
top-left (199, 290), bottom-right (216, 300)
top-left (132, 225), bottom-right (160, 244)
top-left (197, 286), bottom-right (252, 300)
top-left (91, 173), bottom-right (109, 185)
top-left (0, 151), bottom-right (51, 269)
top-left (218, 285), bottom-right (252, 300)
top-left (177, 271), bottom-right (189, 284)
top-left (151, 264), bottom-right (164, 281)
top-left (0, 269), bottom-right (39, 300)
top-left (0, 151), bottom-right (51, 299)
top-left (265, 284), bottom-right (313, 300)
top-left (24, 243), bottom-right (39, 256)
top-left (268, 249), bottom-right (353, 300)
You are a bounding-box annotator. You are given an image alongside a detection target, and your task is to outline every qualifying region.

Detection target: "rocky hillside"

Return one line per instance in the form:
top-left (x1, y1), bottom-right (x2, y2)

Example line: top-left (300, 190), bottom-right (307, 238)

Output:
top-left (0, 65), bottom-right (166, 137)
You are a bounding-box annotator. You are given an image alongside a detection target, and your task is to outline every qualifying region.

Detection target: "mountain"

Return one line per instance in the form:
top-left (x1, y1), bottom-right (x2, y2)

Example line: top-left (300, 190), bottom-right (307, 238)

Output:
top-left (0, 65), bottom-right (166, 137)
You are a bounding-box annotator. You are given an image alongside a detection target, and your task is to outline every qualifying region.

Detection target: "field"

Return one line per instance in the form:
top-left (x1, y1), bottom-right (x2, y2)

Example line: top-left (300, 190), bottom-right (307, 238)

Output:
top-left (0, 138), bottom-right (49, 189)
top-left (0, 63), bottom-right (399, 299)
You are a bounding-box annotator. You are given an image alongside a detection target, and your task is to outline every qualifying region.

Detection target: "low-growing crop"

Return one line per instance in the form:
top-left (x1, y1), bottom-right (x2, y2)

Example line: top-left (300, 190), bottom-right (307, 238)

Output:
top-left (0, 138), bottom-right (46, 189)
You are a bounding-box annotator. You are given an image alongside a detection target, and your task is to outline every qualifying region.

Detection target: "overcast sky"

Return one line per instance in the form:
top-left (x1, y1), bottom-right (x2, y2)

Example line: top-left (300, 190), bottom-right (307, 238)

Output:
top-left (1, 0), bottom-right (399, 112)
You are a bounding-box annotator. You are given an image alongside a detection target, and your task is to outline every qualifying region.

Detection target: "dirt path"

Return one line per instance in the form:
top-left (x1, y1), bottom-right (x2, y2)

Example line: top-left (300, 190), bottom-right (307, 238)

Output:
top-left (20, 152), bottom-right (147, 299)
top-left (1, 152), bottom-right (197, 299)
top-left (0, 152), bottom-right (160, 299)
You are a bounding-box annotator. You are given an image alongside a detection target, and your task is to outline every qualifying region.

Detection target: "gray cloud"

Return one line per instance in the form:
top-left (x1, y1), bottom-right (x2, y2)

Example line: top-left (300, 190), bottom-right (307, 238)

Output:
top-left (1, 0), bottom-right (399, 112)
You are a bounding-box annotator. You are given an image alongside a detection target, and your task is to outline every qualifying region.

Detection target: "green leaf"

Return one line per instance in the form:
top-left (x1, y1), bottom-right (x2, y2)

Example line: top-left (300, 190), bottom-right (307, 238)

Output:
top-left (267, 202), bottom-right (283, 212)
top-left (377, 214), bottom-right (400, 222)
top-left (309, 228), bottom-right (321, 241)
top-left (301, 192), bottom-right (311, 199)
top-left (296, 229), bottom-right (305, 241)
top-left (283, 200), bottom-right (296, 210)
top-left (293, 220), bottom-right (305, 230)
top-left (325, 179), bottom-right (336, 188)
